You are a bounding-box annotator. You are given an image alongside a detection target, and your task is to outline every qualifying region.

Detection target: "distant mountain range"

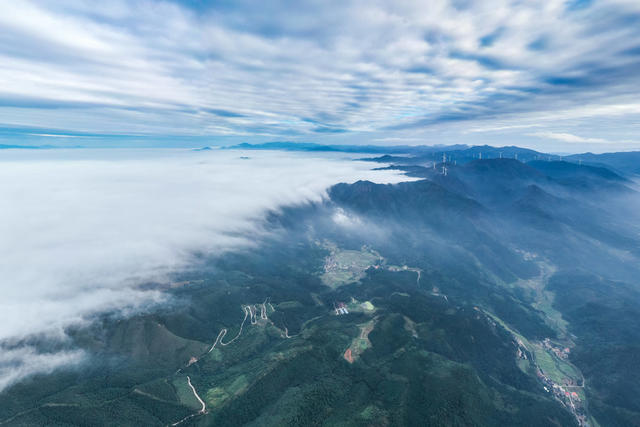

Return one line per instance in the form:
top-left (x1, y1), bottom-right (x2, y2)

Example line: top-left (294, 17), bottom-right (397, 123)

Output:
top-left (0, 143), bottom-right (56, 149)
top-left (565, 151), bottom-right (640, 175)
top-left (227, 142), bottom-right (640, 175)
top-left (226, 141), bottom-right (469, 154)
top-left (5, 141), bottom-right (639, 177)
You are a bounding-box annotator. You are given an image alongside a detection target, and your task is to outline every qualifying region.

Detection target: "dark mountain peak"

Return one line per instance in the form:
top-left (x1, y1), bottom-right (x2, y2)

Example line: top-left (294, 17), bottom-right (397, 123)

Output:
top-left (329, 178), bottom-right (483, 221)
top-left (340, 179), bottom-right (379, 193)
top-left (364, 154), bottom-right (412, 163)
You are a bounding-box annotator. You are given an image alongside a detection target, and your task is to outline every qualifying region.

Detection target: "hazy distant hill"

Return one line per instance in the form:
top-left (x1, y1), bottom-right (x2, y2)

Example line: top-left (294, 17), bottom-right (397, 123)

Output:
top-left (565, 151), bottom-right (640, 175)
top-left (230, 143), bottom-right (640, 181)
top-left (227, 141), bottom-right (469, 154)
top-left (0, 143), bottom-right (54, 149)
top-left (528, 160), bottom-right (625, 181)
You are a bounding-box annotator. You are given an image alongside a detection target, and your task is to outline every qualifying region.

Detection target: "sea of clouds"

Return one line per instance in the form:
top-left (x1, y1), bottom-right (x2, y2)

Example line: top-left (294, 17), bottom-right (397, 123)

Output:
top-left (0, 148), bottom-right (410, 391)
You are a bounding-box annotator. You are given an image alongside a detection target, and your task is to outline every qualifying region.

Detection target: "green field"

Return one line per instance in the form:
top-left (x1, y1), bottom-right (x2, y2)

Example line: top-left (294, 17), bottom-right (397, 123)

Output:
top-left (533, 345), bottom-right (580, 385)
top-left (276, 300), bottom-right (304, 309)
top-left (321, 246), bottom-right (380, 288)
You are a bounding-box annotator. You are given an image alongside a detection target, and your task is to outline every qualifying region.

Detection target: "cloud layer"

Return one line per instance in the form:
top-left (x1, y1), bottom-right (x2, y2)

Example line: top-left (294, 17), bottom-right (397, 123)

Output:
top-left (1, 0), bottom-right (639, 151)
top-left (0, 148), bottom-right (410, 391)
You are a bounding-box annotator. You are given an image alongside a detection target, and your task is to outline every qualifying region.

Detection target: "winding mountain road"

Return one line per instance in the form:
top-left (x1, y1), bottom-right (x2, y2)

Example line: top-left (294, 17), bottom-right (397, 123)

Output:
top-left (187, 376), bottom-right (206, 414)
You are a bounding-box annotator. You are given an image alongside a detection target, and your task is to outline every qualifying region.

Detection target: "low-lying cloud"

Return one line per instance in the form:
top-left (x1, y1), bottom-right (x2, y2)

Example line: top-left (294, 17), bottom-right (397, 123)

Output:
top-left (0, 148), bottom-right (410, 391)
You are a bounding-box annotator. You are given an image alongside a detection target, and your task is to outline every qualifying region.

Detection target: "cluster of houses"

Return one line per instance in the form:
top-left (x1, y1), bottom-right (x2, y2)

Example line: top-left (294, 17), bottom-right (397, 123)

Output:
top-left (543, 338), bottom-right (571, 360)
top-left (334, 302), bottom-right (349, 315)
top-left (537, 369), bottom-right (587, 425)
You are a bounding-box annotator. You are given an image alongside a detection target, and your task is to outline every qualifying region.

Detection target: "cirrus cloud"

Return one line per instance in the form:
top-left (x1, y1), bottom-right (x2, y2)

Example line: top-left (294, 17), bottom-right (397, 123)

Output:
top-left (528, 131), bottom-right (608, 143)
top-left (0, 0), bottom-right (639, 152)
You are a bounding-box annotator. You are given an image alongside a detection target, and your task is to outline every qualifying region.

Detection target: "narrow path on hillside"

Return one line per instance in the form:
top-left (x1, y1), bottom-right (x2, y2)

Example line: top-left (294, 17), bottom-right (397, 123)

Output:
top-left (219, 306), bottom-right (249, 345)
top-left (187, 376), bottom-right (206, 414)
top-left (208, 328), bottom-right (227, 353)
top-left (172, 299), bottom-right (294, 426)
top-left (170, 376), bottom-right (206, 426)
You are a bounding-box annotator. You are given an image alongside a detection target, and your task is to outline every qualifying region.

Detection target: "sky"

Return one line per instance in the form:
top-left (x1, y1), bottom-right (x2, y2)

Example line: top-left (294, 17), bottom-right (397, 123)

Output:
top-left (0, 148), bottom-right (411, 391)
top-left (1, 0), bottom-right (640, 153)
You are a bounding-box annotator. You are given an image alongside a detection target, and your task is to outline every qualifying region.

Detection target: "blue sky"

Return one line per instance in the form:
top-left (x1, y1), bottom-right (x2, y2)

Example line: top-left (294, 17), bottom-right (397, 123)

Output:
top-left (1, 0), bottom-right (639, 152)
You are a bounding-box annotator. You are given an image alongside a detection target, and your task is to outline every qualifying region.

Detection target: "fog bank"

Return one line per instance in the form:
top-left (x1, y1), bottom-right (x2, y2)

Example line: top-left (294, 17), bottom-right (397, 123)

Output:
top-left (0, 148), bottom-right (410, 390)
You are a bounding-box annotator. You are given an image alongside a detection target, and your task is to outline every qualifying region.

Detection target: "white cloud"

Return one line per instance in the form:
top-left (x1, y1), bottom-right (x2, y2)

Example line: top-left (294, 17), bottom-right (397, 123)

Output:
top-left (467, 123), bottom-right (543, 133)
top-left (0, 149), bottom-right (411, 391)
top-left (0, 0), bottom-right (638, 142)
top-left (0, 346), bottom-right (86, 392)
top-left (331, 207), bottom-right (362, 227)
top-left (528, 131), bottom-right (608, 143)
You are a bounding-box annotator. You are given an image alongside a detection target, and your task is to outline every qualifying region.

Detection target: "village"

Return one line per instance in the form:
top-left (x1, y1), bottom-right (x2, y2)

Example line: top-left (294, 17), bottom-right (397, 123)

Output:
top-left (516, 337), bottom-right (588, 426)
top-left (543, 337), bottom-right (571, 360)
top-left (536, 368), bottom-right (588, 426)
